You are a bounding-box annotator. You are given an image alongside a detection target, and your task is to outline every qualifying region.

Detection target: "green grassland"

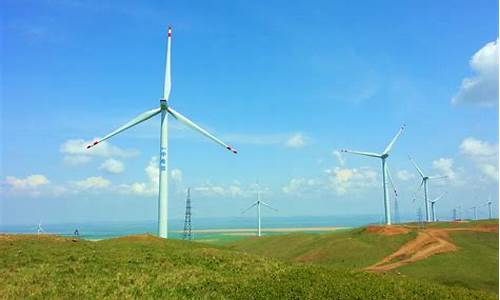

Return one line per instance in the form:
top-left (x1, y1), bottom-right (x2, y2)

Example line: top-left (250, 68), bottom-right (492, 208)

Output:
top-left (227, 220), bottom-right (499, 295)
top-left (397, 230), bottom-right (499, 294)
top-left (1, 234), bottom-right (495, 299)
top-left (227, 228), bottom-right (417, 269)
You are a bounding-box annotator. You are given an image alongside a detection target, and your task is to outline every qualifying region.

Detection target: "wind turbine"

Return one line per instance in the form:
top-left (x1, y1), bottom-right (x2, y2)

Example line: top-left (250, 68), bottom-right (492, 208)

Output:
top-left (480, 195), bottom-right (494, 220)
top-left (469, 206), bottom-right (478, 221)
top-left (242, 189), bottom-right (277, 237)
top-left (429, 192), bottom-right (446, 222)
top-left (86, 27), bottom-right (237, 238)
top-left (37, 221), bottom-right (45, 236)
top-left (341, 125), bottom-right (405, 225)
top-left (409, 156), bottom-right (447, 222)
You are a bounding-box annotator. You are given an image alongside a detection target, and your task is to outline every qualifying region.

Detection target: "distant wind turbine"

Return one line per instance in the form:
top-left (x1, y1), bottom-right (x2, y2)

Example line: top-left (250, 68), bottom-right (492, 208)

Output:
top-left (86, 27), bottom-right (237, 238)
top-left (409, 156), bottom-right (447, 222)
top-left (480, 195), bottom-right (494, 220)
top-left (429, 192), bottom-right (446, 222)
top-left (242, 189), bottom-right (277, 237)
top-left (341, 125), bottom-right (405, 225)
top-left (37, 221), bottom-right (45, 236)
top-left (469, 205), bottom-right (478, 221)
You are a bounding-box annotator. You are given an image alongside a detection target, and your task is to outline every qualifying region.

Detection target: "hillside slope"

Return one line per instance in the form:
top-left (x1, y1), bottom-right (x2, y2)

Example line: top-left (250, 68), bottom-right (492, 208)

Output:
top-left (228, 220), bottom-right (499, 294)
top-left (0, 234), bottom-right (494, 299)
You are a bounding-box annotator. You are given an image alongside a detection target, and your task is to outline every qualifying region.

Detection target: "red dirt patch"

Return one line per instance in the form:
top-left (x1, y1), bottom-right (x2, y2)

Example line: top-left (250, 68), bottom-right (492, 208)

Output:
top-left (366, 224), bottom-right (498, 272)
top-left (365, 225), bottom-right (412, 236)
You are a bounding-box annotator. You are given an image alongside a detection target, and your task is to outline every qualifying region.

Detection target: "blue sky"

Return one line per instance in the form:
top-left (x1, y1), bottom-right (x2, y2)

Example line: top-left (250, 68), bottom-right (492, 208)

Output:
top-left (1, 0), bottom-right (498, 226)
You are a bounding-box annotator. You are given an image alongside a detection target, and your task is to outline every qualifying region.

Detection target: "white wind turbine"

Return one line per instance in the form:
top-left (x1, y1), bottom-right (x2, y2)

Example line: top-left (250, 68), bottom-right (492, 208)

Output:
top-left (86, 27), bottom-right (237, 239)
top-left (341, 125), bottom-right (405, 225)
top-left (37, 221), bottom-right (45, 236)
top-left (409, 156), bottom-right (447, 222)
top-left (429, 192), bottom-right (446, 222)
top-left (482, 195), bottom-right (494, 220)
top-left (242, 189), bottom-right (277, 237)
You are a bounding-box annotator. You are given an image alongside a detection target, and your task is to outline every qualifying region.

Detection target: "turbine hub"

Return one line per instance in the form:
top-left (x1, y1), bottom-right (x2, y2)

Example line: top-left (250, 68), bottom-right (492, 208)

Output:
top-left (160, 99), bottom-right (168, 110)
top-left (381, 153), bottom-right (389, 159)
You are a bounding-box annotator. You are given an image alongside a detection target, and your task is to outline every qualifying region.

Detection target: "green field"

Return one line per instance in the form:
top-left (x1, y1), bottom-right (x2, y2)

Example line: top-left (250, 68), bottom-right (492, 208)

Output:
top-left (1, 220), bottom-right (497, 299)
top-left (397, 230), bottom-right (499, 293)
top-left (227, 228), bottom-right (417, 269)
top-left (227, 220), bottom-right (499, 295)
top-left (1, 233), bottom-right (496, 299)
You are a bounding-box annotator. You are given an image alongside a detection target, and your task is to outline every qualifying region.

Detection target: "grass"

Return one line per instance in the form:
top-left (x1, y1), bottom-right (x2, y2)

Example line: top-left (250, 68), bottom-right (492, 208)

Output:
top-left (227, 220), bottom-right (499, 295)
top-left (396, 230), bottom-right (499, 294)
top-left (0, 234), bottom-right (495, 299)
top-left (227, 227), bottom-right (417, 269)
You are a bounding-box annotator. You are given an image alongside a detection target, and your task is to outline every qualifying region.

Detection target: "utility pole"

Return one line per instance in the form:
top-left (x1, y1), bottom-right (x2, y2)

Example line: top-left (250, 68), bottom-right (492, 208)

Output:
top-left (183, 188), bottom-right (192, 240)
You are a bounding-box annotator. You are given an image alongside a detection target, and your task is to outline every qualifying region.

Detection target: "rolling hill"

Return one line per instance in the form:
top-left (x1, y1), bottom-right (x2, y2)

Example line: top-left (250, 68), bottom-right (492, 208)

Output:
top-left (1, 232), bottom-right (496, 299)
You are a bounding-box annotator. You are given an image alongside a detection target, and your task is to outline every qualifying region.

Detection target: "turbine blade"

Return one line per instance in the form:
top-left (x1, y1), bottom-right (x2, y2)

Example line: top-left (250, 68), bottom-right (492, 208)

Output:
top-left (241, 202), bottom-right (257, 214)
top-left (428, 175), bottom-right (448, 180)
top-left (260, 201), bottom-right (278, 211)
top-left (408, 156), bottom-right (425, 178)
top-left (167, 107), bottom-right (237, 154)
top-left (163, 26), bottom-right (172, 101)
top-left (340, 149), bottom-right (381, 158)
top-left (432, 192), bottom-right (447, 203)
top-left (386, 164), bottom-right (398, 197)
top-left (86, 107), bottom-right (161, 149)
top-left (383, 124), bottom-right (405, 155)
top-left (411, 179), bottom-right (424, 203)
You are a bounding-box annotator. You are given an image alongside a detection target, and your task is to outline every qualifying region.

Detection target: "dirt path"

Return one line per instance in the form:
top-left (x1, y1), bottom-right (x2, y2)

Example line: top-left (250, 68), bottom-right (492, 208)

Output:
top-left (365, 226), bottom-right (498, 272)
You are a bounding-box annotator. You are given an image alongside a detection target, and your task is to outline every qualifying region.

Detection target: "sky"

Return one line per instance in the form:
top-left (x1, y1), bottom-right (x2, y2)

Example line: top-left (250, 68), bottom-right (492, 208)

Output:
top-left (1, 0), bottom-right (499, 226)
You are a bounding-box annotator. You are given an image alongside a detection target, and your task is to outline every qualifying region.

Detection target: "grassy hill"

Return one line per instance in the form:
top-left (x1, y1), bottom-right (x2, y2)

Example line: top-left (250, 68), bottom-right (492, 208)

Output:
top-left (228, 220), bottom-right (499, 294)
top-left (226, 227), bottom-right (417, 269)
top-left (0, 234), bottom-right (495, 299)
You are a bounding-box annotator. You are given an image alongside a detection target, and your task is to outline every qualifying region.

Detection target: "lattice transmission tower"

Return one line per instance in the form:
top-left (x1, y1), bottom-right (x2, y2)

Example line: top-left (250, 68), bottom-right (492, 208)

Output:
top-left (183, 188), bottom-right (192, 240)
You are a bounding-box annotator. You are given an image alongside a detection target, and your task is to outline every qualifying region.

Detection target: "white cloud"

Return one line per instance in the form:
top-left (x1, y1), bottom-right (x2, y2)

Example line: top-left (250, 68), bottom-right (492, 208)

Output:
top-left (2, 174), bottom-right (53, 197)
top-left (193, 181), bottom-right (245, 198)
top-left (282, 177), bottom-right (318, 195)
top-left (460, 137), bottom-right (497, 157)
top-left (326, 167), bottom-right (378, 195)
top-left (73, 176), bottom-right (111, 190)
top-left (286, 133), bottom-right (307, 148)
top-left (460, 137), bottom-right (499, 180)
top-left (432, 158), bottom-right (457, 180)
top-left (452, 39), bottom-right (499, 107)
top-left (5, 174), bottom-right (50, 189)
top-left (99, 158), bottom-right (125, 174)
top-left (60, 139), bottom-right (138, 165)
top-left (397, 169), bottom-right (416, 181)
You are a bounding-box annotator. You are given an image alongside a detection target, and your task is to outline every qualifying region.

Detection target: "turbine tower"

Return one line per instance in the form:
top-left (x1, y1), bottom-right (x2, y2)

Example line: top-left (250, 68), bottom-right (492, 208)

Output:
top-left (409, 156), bottom-right (447, 222)
top-left (183, 188), bottom-right (192, 240)
top-left (429, 192), bottom-right (446, 222)
top-left (242, 190), bottom-right (277, 237)
top-left (341, 125), bottom-right (405, 225)
top-left (86, 27), bottom-right (237, 238)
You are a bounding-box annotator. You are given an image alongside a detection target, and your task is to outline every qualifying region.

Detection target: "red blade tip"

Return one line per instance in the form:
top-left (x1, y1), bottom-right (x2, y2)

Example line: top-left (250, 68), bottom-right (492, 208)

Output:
top-left (86, 141), bottom-right (99, 149)
top-left (227, 146), bottom-right (238, 154)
